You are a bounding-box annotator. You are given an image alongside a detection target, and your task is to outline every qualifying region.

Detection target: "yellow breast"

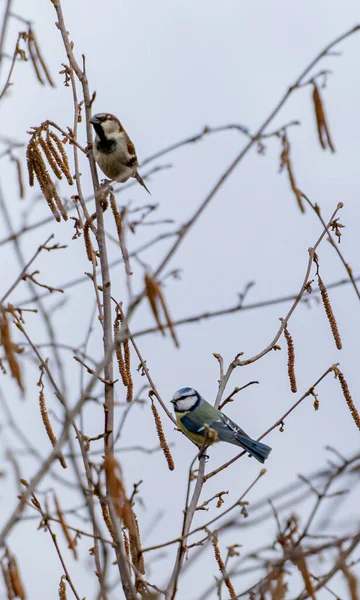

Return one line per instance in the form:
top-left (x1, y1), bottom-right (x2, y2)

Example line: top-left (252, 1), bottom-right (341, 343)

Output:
top-left (176, 412), bottom-right (217, 447)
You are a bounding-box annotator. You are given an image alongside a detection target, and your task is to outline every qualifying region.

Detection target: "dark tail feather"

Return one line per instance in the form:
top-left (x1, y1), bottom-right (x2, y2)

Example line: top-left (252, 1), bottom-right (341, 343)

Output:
top-left (135, 171), bottom-right (151, 194)
top-left (235, 433), bottom-right (272, 464)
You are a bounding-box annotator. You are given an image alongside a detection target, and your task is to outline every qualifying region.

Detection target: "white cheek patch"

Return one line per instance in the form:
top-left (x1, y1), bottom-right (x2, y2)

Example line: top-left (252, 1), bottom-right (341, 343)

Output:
top-left (102, 120), bottom-right (120, 136)
top-left (176, 396), bottom-right (197, 411)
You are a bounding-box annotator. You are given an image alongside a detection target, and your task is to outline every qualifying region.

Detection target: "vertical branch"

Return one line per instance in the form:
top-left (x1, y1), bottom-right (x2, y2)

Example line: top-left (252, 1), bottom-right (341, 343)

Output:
top-left (165, 455), bottom-right (206, 600)
top-left (51, 0), bottom-right (114, 454)
top-left (0, 0), bottom-right (13, 69)
top-left (51, 2), bottom-right (136, 597)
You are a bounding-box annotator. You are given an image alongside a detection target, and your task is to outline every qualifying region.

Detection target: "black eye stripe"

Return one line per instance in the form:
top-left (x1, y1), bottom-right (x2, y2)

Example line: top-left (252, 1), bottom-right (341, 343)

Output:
top-left (176, 394), bottom-right (194, 402)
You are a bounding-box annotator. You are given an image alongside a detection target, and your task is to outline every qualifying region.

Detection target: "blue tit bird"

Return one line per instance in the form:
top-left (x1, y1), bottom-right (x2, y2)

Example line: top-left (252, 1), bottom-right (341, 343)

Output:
top-left (171, 387), bottom-right (271, 464)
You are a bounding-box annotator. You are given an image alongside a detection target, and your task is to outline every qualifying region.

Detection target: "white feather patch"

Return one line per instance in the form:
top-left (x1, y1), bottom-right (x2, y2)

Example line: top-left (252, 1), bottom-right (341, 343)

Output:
top-left (175, 396), bottom-right (198, 412)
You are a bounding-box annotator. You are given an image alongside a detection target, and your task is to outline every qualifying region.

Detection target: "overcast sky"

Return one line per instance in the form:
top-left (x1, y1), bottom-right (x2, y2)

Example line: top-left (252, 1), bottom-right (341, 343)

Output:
top-left (1, 1), bottom-right (360, 598)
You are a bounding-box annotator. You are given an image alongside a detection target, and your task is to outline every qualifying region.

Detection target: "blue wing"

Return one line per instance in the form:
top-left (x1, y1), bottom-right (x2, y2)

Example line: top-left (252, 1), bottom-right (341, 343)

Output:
top-left (180, 411), bottom-right (271, 463)
top-left (180, 414), bottom-right (207, 436)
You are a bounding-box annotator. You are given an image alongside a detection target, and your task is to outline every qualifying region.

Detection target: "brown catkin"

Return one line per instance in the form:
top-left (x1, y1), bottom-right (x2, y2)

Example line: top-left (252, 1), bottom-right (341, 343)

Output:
top-left (59, 577), bottom-right (67, 600)
top-left (123, 339), bottom-right (133, 403)
top-left (0, 313), bottom-right (24, 392)
top-left (54, 495), bottom-right (78, 560)
top-left (30, 145), bottom-right (55, 200)
top-left (110, 193), bottom-right (132, 276)
top-left (212, 536), bottom-right (237, 599)
top-left (312, 82), bottom-right (326, 150)
top-left (295, 555), bottom-right (316, 600)
top-left (156, 285), bottom-right (179, 348)
top-left (12, 156), bottom-right (24, 199)
top-left (279, 133), bottom-right (305, 214)
top-left (312, 82), bottom-right (335, 153)
top-left (341, 565), bottom-right (359, 600)
top-left (8, 555), bottom-right (26, 600)
top-left (113, 311), bottom-right (133, 401)
top-left (144, 273), bottom-right (165, 335)
top-left (26, 131), bottom-right (68, 221)
top-left (52, 187), bottom-right (68, 222)
top-left (83, 213), bottom-right (97, 265)
top-left (318, 275), bottom-right (342, 349)
top-left (151, 401), bottom-right (175, 471)
top-left (27, 28), bottom-right (45, 85)
top-left (26, 147), bottom-right (35, 187)
top-left (113, 315), bottom-right (129, 386)
top-left (122, 529), bottom-right (131, 560)
top-left (28, 27), bottom-right (55, 87)
top-left (338, 370), bottom-right (360, 430)
top-left (48, 131), bottom-right (73, 185)
top-left (284, 325), bottom-right (297, 393)
top-left (100, 501), bottom-right (116, 542)
top-left (46, 131), bottom-right (67, 177)
top-left (29, 144), bottom-right (61, 221)
top-left (103, 456), bottom-right (136, 534)
top-left (1, 562), bottom-right (15, 599)
top-left (272, 571), bottom-right (288, 600)
top-left (133, 515), bottom-right (145, 574)
top-left (38, 135), bottom-right (63, 180)
top-left (39, 388), bottom-right (67, 468)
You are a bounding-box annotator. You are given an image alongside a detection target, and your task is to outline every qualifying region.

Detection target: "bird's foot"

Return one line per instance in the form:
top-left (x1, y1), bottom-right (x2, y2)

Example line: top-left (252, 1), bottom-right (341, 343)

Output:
top-left (199, 452), bottom-right (210, 461)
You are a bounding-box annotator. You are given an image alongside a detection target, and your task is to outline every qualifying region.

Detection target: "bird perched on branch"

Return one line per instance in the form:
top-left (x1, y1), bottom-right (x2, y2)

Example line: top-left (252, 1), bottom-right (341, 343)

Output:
top-left (89, 113), bottom-right (150, 193)
top-left (171, 387), bottom-right (272, 463)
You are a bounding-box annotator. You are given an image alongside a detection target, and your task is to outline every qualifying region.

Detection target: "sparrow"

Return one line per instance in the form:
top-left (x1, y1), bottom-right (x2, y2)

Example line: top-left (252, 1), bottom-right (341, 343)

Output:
top-left (89, 113), bottom-right (150, 193)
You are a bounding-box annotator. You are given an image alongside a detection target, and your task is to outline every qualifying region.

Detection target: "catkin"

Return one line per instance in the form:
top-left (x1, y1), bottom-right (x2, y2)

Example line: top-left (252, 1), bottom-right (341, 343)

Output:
top-left (341, 565), bottom-right (358, 600)
top-left (123, 339), bottom-right (133, 403)
top-left (113, 311), bottom-right (133, 401)
top-left (144, 273), bottom-right (165, 335)
top-left (100, 500), bottom-right (116, 542)
top-left (295, 555), bottom-right (316, 600)
top-left (156, 286), bottom-right (179, 348)
top-left (312, 82), bottom-right (335, 153)
top-left (38, 135), bottom-right (63, 180)
top-left (318, 275), bottom-right (342, 349)
top-left (39, 388), bottom-right (67, 468)
top-left (59, 577), bottom-right (67, 600)
top-left (114, 315), bottom-right (129, 386)
top-left (8, 555), bottom-right (26, 600)
top-left (30, 143), bottom-right (65, 221)
top-left (212, 536), bottom-right (237, 599)
top-left (151, 401), bottom-right (175, 471)
top-left (284, 324), bottom-right (297, 393)
top-left (129, 514), bottom-right (145, 575)
top-left (26, 123), bottom-right (72, 221)
top-left (337, 370), bottom-right (360, 430)
top-left (122, 529), bottom-right (131, 560)
top-left (144, 273), bottom-right (179, 346)
top-left (28, 27), bottom-right (55, 87)
top-left (0, 312), bottom-right (24, 392)
top-left (110, 193), bottom-right (132, 276)
top-left (54, 495), bottom-right (78, 560)
top-left (272, 571), bottom-right (288, 600)
top-left (48, 131), bottom-right (73, 184)
top-left (12, 156), bottom-right (24, 199)
top-left (83, 213), bottom-right (97, 265)
top-left (1, 562), bottom-right (14, 599)
top-left (279, 133), bottom-right (305, 213)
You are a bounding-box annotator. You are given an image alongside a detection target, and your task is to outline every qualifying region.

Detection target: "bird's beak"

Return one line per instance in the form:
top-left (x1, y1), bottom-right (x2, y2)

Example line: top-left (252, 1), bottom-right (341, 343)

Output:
top-left (170, 399), bottom-right (176, 404)
top-left (89, 115), bottom-right (100, 125)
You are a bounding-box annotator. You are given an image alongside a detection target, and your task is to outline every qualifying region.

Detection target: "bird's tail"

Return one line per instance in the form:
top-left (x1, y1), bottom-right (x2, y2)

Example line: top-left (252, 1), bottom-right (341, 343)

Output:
top-left (135, 171), bottom-right (151, 194)
top-left (235, 433), bottom-right (272, 464)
